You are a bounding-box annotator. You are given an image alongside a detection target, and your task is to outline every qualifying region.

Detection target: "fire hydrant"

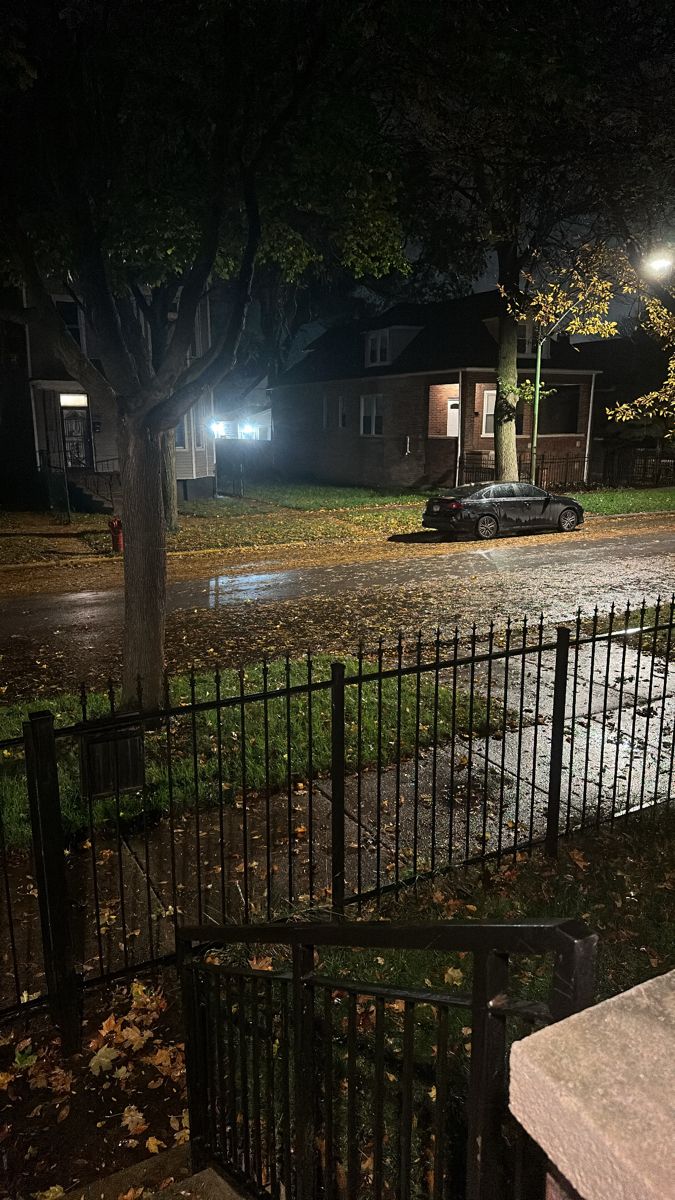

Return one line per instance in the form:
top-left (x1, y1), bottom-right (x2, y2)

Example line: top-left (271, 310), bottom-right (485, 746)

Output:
top-left (108, 516), bottom-right (124, 554)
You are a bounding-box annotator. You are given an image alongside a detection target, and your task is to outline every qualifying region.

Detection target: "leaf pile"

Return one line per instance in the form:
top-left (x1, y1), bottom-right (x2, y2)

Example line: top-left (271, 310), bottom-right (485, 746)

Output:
top-left (0, 974), bottom-right (187, 1199)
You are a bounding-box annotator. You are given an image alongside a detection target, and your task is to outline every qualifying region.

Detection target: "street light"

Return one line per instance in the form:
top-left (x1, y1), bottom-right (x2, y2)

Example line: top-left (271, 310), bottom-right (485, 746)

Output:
top-left (643, 253), bottom-right (673, 277)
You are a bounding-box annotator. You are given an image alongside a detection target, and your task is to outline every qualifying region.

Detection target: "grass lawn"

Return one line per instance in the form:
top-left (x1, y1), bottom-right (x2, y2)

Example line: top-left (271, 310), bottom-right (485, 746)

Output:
top-left (0, 655), bottom-right (502, 847)
top-left (216, 482), bottom-right (428, 510)
top-left (574, 485), bottom-right (675, 514)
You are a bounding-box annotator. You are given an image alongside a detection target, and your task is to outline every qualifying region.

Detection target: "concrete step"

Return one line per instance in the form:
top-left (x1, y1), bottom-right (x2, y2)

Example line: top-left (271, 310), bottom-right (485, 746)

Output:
top-left (68, 1147), bottom-right (244, 1200)
top-left (158, 1169), bottom-right (242, 1199)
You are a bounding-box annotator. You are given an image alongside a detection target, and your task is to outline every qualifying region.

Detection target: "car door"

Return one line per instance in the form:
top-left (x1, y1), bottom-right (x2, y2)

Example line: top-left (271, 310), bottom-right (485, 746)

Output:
top-left (516, 483), bottom-right (552, 526)
top-left (489, 482), bottom-right (521, 529)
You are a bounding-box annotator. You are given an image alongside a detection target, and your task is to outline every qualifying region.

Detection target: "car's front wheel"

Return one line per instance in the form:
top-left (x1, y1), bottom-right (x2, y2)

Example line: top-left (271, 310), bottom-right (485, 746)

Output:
top-left (558, 507), bottom-right (578, 532)
top-left (476, 514), bottom-right (499, 540)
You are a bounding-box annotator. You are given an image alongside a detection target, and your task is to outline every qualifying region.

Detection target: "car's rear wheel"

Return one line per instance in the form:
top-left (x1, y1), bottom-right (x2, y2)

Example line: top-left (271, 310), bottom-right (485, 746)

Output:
top-left (476, 514), bottom-right (499, 540)
top-left (558, 508), bottom-right (578, 532)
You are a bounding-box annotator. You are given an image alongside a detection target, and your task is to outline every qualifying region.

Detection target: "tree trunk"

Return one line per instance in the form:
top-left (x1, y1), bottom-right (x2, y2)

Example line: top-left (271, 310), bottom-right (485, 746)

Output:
top-left (494, 308), bottom-right (520, 480)
top-left (120, 417), bottom-right (166, 709)
top-left (160, 428), bottom-right (179, 532)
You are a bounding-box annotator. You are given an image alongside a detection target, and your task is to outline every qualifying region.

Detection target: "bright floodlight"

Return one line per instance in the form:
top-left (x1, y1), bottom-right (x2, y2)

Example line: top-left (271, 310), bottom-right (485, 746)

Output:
top-left (240, 424), bottom-right (255, 435)
top-left (643, 254), bottom-right (673, 277)
top-left (210, 420), bottom-right (226, 437)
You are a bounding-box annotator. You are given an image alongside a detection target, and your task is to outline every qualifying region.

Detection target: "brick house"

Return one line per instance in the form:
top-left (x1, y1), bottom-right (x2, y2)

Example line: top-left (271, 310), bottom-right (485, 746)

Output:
top-left (270, 291), bottom-right (603, 488)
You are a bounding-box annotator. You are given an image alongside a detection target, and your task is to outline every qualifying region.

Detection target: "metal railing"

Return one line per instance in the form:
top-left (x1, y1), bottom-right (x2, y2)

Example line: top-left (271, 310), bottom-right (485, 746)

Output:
top-left (179, 918), bottom-right (597, 1200)
top-left (0, 598), bottom-right (672, 1036)
top-left (458, 449), bottom-right (675, 490)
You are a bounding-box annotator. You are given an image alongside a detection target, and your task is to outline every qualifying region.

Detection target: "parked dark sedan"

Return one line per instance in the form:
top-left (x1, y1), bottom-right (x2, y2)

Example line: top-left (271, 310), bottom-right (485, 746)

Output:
top-left (422, 482), bottom-right (584, 540)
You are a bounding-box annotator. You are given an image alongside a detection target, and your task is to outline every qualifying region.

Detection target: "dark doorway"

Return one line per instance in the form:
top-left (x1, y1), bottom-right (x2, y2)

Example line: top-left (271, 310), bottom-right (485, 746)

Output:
top-left (60, 395), bottom-right (94, 467)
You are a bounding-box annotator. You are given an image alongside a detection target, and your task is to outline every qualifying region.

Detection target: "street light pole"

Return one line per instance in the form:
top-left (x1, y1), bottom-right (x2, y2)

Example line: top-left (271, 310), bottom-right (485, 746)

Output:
top-left (530, 336), bottom-right (544, 485)
top-left (529, 302), bottom-right (579, 486)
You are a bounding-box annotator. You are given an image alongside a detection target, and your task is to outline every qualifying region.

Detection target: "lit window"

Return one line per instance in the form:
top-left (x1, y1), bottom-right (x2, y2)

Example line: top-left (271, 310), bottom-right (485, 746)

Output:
top-left (366, 330), bottom-right (389, 366)
top-left (238, 423), bottom-right (258, 440)
top-left (59, 393), bottom-right (88, 408)
top-left (360, 394), bottom-right (383, 436)
top-left (446, 400), bottom-right (459, 438)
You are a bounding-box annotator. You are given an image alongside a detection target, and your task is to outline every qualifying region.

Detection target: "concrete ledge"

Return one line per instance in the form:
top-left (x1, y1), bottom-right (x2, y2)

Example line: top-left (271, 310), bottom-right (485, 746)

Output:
top-left (510, 970), bottom-right (675, 1200)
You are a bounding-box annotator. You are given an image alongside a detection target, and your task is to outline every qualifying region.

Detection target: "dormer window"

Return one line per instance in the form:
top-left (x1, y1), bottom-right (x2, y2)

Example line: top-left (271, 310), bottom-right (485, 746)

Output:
top-left (517, 321), bottom-right (535, 355)
top-left (517, 320), bottom-right (550, 358)
top-left (366, 330), bottom-right (390, 366)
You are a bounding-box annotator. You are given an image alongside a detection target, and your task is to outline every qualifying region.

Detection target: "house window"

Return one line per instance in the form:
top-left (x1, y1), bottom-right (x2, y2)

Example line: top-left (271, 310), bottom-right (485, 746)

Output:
top-left (56, 300), bottom-right (84, 350)
top-left (539, 385), bottom-right (580, 435)
top-left (175, 414), bottom-right (187, 449)
top-left (338, 396), bottom-right (347, 428)
top-left (194, 401), bottom-right (205, 449)
top-left (517, 321), bottom-right (534, 355)
top-left (446, 400), bottom-right (459, 438)
top-left (322, 395), bottom-right (329, 430)
top-left (517, 321), bottom-right (551, 358)
top-left (360, 394), bottom-right (383, 436)
top-left (366, 330), bottom-right (389, 366)
top-left (482, 389), bottom-right (496, 437)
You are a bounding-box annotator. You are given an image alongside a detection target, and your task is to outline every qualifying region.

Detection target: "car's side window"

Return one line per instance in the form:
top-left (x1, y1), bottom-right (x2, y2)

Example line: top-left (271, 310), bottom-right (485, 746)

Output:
top-left (493, 483), bottom-right (517, 498)
top-left (514, 483), bottom-right (535, 497)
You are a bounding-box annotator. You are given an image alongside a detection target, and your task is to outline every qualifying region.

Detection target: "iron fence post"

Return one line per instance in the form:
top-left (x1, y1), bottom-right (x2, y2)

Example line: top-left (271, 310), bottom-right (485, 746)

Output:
top-left (292, 943), bottom-right (315, 1200)
top-left (180, 949), bottom-right (210, 1173)
top-left (546, 626), bottom-right (570, 857)
top-left (466, 949), bottom-right (510, 1200)
top-left (330, 662), bottom-right (346, 915)
top-left (23, 711), bottom-right (81, 1051)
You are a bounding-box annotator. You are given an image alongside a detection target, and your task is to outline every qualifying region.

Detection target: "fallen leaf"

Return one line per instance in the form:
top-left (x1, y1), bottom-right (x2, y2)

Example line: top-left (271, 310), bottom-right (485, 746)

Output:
top-left (443, 967), bottom-right (464, 987)
top-left (117, 1188), bottom-right (144, 1200)
top-left (568, 848), bottom-right (590, 871)
top-left (122, 1105), bottom-right (148, 1135)
top-left (89, 1045), bottom-right (120, 1076)
top-left (146, 1136), bottom-right (166, 1155)
top-left (248, 956), bottom-right (273, 972)
top-left (57, 1104), bottom-right (70, 1123)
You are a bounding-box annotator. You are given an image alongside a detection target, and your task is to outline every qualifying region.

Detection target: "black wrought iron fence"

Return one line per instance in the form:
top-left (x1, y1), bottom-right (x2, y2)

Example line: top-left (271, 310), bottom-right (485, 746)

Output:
top-left (0, 598), bottom-right (672, 1038)
top-left (459, 449), bottom-right (675, 490)
top-left (459, 454), bottom-right (587, 489)
top-left (178, 918), bottom-right (598, 1200)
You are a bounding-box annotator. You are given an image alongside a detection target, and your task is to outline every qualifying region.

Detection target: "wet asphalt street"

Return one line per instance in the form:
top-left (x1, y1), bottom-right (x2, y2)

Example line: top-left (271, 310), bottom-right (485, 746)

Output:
top-left (2, 525), bottom-right (674, 642)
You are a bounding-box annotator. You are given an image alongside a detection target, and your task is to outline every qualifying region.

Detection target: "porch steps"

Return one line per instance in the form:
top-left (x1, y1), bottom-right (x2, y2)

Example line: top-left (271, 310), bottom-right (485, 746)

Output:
top-left (69, 1146), bottom-right (244, 1200)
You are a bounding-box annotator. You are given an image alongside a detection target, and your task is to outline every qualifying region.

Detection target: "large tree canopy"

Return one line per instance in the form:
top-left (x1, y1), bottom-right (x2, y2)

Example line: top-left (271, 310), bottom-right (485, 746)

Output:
top-left (385, 0), bottom-right (675, 478)
top-left (0, 0), bottom-right (404, 705)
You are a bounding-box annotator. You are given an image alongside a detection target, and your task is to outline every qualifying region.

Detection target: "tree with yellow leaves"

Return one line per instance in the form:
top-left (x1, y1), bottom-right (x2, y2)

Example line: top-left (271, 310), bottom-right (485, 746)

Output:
top-left (610, 292), bottom-right (675, 439)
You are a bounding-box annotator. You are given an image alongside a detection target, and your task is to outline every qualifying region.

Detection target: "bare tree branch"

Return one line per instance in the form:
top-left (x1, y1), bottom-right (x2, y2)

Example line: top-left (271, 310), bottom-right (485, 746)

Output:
top-left (149, 168), bottom-right (261, 431)
top-left (4, 218), bottom-right (116, 406)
